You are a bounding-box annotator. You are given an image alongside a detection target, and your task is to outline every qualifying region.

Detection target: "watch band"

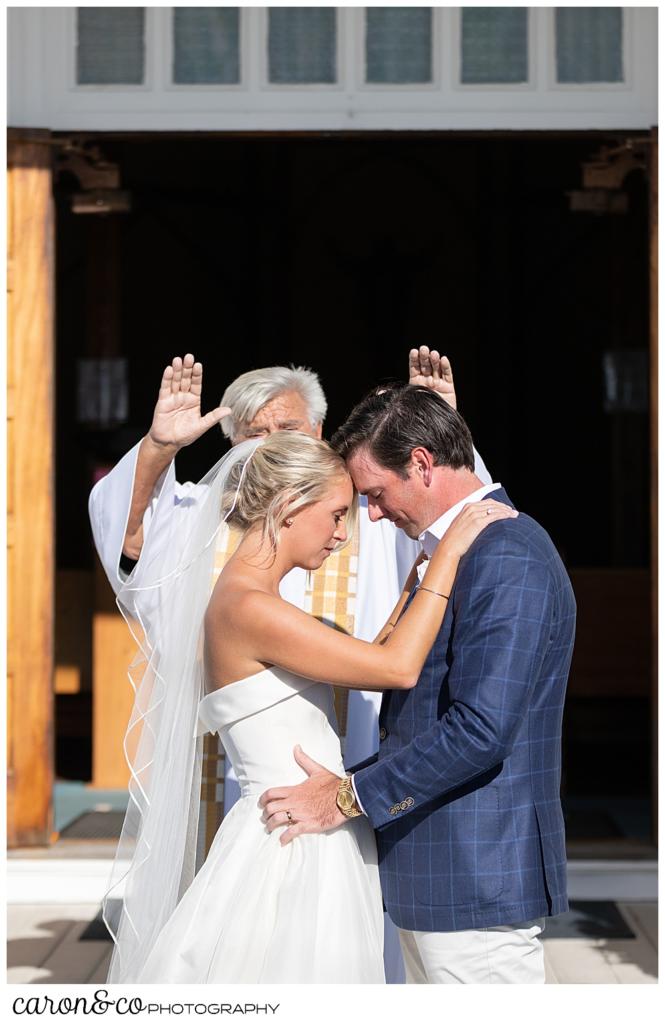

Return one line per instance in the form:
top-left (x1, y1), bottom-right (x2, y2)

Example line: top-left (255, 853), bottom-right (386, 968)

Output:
top-left (336, 774), bottom-right (362, 818)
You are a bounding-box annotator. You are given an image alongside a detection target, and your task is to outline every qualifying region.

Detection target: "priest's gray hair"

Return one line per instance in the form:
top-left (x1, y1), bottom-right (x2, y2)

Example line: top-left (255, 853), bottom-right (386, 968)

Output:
top-left (219, 365), bottom-right (327, 441)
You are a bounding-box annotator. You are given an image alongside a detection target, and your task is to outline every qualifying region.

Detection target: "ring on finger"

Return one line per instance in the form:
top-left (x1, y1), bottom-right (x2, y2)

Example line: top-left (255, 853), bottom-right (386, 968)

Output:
top-left (286, 810), bottom-right (293, 823)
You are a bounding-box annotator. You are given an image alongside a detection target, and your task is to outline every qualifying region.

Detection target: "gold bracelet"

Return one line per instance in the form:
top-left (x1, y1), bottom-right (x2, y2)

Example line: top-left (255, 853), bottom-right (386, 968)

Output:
top-left (417, 585), bottom-right (450, 600)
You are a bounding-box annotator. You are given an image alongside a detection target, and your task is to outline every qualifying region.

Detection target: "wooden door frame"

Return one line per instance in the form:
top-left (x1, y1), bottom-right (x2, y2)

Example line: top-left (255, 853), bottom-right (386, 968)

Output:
top-left (6, 126), bottom-right (655, 846)
top-left (7, 129), bottom-right (55, 846)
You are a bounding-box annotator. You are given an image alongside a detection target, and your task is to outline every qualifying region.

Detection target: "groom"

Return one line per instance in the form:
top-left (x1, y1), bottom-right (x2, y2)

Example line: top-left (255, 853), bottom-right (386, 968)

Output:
top-left (260, 384), bottom-right (576, 984)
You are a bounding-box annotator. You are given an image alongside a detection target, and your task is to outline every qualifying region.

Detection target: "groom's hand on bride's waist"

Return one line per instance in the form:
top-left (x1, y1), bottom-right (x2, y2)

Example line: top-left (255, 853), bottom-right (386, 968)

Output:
top-left (259, 745), bottom-right (347, 847)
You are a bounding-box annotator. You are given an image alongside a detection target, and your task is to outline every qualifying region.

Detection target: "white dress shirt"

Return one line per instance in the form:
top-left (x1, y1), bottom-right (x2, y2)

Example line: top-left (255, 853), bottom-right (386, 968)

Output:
top-left (416, 482), bottom-right (502, 580)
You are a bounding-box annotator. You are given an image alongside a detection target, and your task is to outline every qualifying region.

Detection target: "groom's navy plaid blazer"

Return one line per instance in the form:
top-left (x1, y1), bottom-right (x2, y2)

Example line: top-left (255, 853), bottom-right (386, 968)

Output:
top-left (353, 489), bottom-right (576, 933)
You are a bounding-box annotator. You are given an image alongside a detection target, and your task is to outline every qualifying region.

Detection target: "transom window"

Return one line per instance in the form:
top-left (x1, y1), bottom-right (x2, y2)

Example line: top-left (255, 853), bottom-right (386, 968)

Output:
top-left (365, 8), bottom-right (433, 85)
top-left (555, 8), bottom-right (624, 84)
top-left (77, 7), bottom-right (145, 85)
top-left (74, 7), bottom-right (627, 88)
top-left (172, 7), bottom-right (240, 85)
top-left (268, 7), bottom-right (337, 84)
top-left (461, 8), bottom-right (529, 85)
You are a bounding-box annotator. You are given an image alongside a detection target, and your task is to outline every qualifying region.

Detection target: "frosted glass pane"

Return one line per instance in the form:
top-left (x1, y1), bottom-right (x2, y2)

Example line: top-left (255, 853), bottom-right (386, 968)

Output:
top-left (461, 8), bottom-right (528, 84)
top-left (366, 8), bottom-right (432, 84)
top-left (173, 8), bottom-right (240, 84)
top-left (556, 8), bottom-right (623, 83)
top-left (77, 8), bottom-right (144, 85)
top-left (268, 8), bottom-right (336, 84)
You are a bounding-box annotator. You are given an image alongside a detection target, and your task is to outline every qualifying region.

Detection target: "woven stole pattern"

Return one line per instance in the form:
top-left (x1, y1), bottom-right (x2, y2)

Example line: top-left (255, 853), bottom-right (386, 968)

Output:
top-left (199, 515), bottom-right (360, 859)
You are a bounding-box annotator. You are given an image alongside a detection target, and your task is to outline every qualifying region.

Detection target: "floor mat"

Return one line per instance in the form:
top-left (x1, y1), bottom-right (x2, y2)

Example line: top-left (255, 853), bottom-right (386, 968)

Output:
top-left (543, 901), bottom-right (636, 940)
top-left (59, 811), bottom-right (125, 840)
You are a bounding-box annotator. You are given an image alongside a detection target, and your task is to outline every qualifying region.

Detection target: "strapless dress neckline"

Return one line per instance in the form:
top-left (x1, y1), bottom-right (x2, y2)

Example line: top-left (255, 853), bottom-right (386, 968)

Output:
top-left (136, 664), bottom-right (385, 983)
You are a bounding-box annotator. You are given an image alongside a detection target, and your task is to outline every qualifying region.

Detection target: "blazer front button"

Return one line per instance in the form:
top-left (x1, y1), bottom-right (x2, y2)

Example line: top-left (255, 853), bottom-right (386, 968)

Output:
top-left (379, 727), bottom-right (387, 741)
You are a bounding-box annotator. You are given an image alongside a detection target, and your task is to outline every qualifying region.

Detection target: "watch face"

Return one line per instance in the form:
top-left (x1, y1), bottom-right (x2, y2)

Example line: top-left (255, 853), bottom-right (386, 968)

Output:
top-left (338, 789), bottom-right (355, 812)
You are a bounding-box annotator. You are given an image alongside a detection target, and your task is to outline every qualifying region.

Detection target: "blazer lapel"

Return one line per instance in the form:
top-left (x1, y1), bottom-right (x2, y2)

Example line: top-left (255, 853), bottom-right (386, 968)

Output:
top-left (380, 491), bottom-right (514, 724)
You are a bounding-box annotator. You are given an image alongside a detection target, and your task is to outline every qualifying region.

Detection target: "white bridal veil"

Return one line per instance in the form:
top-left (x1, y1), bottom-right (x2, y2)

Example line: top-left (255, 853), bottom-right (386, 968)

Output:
top-left (102, 439), bottom-right (261, 984)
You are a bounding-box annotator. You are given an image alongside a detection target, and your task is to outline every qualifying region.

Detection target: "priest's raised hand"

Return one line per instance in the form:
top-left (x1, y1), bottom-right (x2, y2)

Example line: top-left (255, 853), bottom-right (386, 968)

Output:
top-left (122, 354), bottom-right (231, 560)
top-left (148, 353), bottom-right (232, 453)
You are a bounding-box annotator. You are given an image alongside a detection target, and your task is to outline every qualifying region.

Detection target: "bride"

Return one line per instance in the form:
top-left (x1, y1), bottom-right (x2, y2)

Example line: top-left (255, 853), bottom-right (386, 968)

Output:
top-left (104, 430), bottom-right (516, 984)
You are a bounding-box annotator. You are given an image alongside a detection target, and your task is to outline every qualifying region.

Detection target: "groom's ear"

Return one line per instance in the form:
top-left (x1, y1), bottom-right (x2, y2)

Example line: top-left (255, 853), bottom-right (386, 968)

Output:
top-left (410, 447), bottom-right (435, 486)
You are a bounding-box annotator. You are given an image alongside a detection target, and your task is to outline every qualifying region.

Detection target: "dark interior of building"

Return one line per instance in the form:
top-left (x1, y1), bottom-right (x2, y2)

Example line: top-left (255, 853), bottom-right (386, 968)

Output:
top-left (53, 133), bottom-right (653, 848)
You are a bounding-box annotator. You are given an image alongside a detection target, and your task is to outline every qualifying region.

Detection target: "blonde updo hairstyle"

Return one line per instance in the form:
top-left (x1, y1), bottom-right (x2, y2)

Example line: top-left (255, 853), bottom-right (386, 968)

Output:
top-left (221, 432), bottom-right (357, 558)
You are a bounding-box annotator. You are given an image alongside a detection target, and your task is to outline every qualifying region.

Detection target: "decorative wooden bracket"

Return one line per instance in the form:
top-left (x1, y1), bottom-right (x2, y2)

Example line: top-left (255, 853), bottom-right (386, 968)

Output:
top-left (54, 139), bottom-right (131, 213)
top-left (55, 139), bottom-right (120, 190)
top-left (581, 138), bottom-right (649, 189)
top-left (568, 136), bottom-right (651, 214)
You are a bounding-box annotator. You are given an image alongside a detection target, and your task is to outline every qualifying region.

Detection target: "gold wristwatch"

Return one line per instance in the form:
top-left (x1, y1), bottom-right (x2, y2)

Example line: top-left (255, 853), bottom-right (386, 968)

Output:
top-left (336, 775), bottom-right (362, 819)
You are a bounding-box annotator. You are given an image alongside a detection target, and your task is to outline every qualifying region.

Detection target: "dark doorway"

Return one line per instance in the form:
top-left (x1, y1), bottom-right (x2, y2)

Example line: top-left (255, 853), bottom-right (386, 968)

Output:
top-left (53, 133), bottom-right (653, 851)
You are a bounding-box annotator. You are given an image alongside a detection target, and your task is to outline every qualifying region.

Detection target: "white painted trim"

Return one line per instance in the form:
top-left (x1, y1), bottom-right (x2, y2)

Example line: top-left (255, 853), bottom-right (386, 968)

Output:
top-left (7, 859), bottom-right (131, 905)
top-left (154, 4), bottom-right (172, 93)
top-left (246, 6), bottom-right (263, 96)
top-left (7, 7), bottom-right (658, 132)
top-left (341, 5), bottom-right (358, 95)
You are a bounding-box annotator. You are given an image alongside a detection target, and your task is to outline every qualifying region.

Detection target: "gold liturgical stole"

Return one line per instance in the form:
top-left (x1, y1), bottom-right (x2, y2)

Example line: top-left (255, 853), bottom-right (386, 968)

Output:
top-left (199, 516), bottom-right (360, 858)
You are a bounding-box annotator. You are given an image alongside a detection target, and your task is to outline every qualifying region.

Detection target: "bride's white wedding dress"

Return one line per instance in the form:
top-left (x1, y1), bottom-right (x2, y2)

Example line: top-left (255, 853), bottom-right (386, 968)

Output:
top-left (136, 666), bottom-right (385, 984)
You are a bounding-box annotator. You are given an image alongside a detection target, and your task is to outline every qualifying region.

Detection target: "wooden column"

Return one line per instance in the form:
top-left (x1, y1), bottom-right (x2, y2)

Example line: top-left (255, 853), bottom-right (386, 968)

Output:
top-left (649, 127), bottom-right (658, 844)
top-left (7, 131), bottom-right (55, 846)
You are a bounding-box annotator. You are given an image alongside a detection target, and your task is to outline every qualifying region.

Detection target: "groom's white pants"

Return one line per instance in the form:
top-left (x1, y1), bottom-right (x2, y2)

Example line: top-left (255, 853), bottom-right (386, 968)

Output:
top-left (398, 918), bottom-right (546, 984)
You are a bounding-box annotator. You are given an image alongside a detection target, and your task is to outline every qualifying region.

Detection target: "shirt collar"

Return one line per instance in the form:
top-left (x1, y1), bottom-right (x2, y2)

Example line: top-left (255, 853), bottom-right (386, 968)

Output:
top-left (418, 483), bottom-right (502, 561)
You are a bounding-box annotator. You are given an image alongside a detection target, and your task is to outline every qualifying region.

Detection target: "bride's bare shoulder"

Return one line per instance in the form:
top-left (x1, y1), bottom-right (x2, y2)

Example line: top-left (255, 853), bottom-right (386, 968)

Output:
top-left (206, 574), bottom-right (288, 629)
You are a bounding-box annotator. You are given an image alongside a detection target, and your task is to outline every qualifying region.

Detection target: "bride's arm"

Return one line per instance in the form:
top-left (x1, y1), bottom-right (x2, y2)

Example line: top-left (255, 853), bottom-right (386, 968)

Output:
top-left (225, 501), bottom-right (517, 691)
top-left (373, 556), bottom-right (423, 646)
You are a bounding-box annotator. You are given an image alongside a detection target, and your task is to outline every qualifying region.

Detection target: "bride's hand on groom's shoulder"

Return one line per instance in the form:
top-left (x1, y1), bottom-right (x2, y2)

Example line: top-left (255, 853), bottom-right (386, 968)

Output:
top-left (408, 346), bottom-right (457, 409)
top-left (438, 501), bottom-right (519, 560)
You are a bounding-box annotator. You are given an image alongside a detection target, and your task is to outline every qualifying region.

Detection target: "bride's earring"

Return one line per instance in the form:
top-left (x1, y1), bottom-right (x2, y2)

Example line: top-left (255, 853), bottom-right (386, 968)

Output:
top-left (285, 518), bottom-right (293, 527)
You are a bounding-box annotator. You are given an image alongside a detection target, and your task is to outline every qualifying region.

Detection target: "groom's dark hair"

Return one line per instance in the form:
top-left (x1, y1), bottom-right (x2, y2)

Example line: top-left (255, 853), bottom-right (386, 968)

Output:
top-left (331, 383), bottom-right (475, 478)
